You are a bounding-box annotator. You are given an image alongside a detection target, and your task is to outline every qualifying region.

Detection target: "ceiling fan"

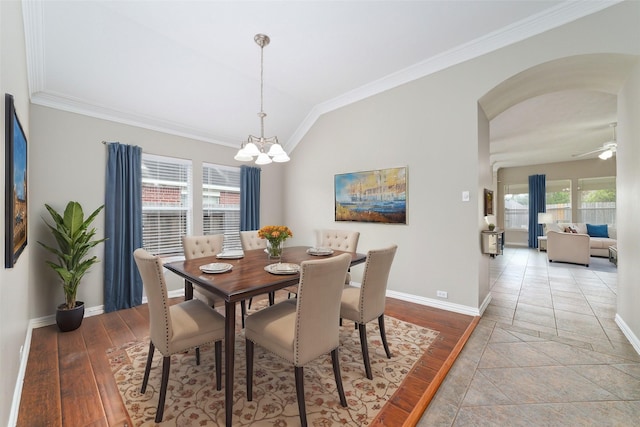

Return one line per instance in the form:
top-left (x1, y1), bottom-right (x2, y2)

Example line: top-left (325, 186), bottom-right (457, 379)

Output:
top-left (572, 123), bottom-right (617, 160)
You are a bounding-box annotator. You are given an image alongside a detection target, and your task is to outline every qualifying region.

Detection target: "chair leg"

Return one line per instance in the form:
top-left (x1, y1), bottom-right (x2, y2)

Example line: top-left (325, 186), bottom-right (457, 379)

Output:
top-left (331, 348), bottom-right (348, 407)
top-left (215, 340), bottom-right (222, 391)
top-left (358, 323), bottom-right (373, 380)
top-left (196, 347), bottom-right (200, 365)
top-left (246, 339), bottom-right (254, 400)
top-left (155, 355), bottom-right (171, 423)
top-left (294, 366), bottom-right (308, 427)
top-left (378, 314), bottom-right (393, 359)
top-left (141, 341), bottom-right (155, 393)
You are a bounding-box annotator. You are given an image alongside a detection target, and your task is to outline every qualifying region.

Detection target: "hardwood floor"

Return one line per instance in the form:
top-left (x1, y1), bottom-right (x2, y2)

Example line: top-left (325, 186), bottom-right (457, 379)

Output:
top-left (17, 295), bottom-right (476, 427)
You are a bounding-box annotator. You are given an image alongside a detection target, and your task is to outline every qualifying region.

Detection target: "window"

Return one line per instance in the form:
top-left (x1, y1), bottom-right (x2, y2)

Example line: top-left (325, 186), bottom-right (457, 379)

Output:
top-left (546, 180), bottom-right (571, 223)
top-left (203, 163), bottom-right (242, 250)
top-left (142, 154), bottom-right (192, 256)
top-left (577, 177), bottom-right (616, 225)
top-left (504, 183), bottom-right (529, 230)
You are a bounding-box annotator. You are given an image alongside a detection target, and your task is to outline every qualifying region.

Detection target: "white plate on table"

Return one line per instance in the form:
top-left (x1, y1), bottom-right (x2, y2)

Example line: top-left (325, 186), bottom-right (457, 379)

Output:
top-left (307, 247), bottom-right (334, 256)
top-left (199, 262), bottom-right (233, 274)
top-left (216, 250), bottom-right (245, 259)
top-left (264, 263), bottom-right (300, 275)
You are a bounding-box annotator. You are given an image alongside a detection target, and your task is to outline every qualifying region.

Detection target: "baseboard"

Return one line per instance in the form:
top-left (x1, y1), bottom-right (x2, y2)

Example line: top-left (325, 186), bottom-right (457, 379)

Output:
top-left (385, 289), bottom-right (482, 317)
top-left (9, 289), bottom-right (185, 427)
top-left (479, 292), bottom-right (493, 316)
top-left (615, 313), bottom-right (640, 356)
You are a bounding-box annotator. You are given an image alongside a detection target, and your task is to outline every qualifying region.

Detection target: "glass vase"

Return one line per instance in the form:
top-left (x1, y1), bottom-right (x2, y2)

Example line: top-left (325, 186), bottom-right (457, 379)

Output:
top-left (267, 240), bottom-right (283, 261)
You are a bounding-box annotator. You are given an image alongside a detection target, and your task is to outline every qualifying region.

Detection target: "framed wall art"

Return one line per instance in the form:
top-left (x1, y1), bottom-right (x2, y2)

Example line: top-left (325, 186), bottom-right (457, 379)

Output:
top-left (5, 93), bottom-right (28, 268)
top-left (484, 188), bottom-right (494, 216)
top-left (334, 166), bottom-right (407, 224)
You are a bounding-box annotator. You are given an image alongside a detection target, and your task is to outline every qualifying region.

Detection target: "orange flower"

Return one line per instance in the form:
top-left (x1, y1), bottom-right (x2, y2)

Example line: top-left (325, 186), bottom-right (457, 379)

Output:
top-left (258, 225), bottom-right (293, 244)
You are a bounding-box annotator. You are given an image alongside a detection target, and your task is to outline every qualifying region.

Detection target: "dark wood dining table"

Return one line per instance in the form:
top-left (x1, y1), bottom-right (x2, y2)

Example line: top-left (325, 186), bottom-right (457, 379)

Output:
top-left (163, 245), bottom-right (366, 427)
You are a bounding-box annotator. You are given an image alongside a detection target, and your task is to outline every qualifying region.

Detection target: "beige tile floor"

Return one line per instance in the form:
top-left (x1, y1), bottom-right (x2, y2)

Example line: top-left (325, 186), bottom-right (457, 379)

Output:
top-left (419, 247), bottom-right (640, 426)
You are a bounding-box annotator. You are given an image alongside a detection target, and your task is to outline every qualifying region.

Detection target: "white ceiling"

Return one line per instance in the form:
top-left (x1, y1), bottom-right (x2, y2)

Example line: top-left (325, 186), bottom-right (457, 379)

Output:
top-left (22, 0), bottom-right (627, 170)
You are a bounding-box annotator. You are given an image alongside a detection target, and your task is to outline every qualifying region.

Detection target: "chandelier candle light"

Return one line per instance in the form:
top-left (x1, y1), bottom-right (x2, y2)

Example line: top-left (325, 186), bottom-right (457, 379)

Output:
top-left (234, 34), bottom-right (290, 165)
top-left (258, 225), bottom-right (293, 260)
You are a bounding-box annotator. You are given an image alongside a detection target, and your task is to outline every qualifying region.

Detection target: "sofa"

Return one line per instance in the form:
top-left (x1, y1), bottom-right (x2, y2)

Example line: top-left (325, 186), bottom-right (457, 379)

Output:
top-left (545, 222), bottom-right (617, 258)
top-left (547, 231), bottom-right (591, 266)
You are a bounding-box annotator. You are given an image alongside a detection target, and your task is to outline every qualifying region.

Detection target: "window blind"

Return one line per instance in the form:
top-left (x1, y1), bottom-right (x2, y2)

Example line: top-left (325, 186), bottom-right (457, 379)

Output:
top-left (202, 163), bottom-right (242, 250)
top-left (141, 154), bottom-right (192, 256)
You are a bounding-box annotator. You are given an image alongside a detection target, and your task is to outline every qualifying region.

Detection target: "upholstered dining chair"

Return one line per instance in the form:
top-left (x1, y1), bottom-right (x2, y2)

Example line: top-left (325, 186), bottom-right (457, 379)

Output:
top-left (340, 244), bottom-right (397, 380)
top-left (318, 229), bottom-right (360, 284)
top-left (181, 234), bottom-right (224, 306)
top-left (133, 248), bottom-right (225, 423)
top-left (240, 230), bottom-right (267, 250)
top-left (239, 230), bottom-right (281, 306)
top-left (182, 234), bottom-right (250, 326)
top-left (245, 253), bottom-right (352, 427)
top-left (317, 229), bottom-right (360, 252)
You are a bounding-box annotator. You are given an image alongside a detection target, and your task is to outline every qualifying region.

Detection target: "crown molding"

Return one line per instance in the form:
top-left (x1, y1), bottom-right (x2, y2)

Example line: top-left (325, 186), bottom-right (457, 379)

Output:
top-left (22, 0), bottom-right (46, 95)
top-left (31, 92), bottom-right (238, 148)
top-left (23, 0), bottom-right (621, 152)
top-left (285, 1), bottom-right (622, 153)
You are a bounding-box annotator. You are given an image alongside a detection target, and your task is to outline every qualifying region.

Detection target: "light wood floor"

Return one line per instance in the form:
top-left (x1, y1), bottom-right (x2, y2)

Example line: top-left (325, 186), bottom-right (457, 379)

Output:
top-left (17, 294), bottom-right (476, 427)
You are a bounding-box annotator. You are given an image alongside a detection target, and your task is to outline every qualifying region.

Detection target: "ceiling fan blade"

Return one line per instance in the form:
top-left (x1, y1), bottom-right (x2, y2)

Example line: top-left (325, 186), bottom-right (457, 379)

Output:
top-left (572, 146), bottom-right (606, 158)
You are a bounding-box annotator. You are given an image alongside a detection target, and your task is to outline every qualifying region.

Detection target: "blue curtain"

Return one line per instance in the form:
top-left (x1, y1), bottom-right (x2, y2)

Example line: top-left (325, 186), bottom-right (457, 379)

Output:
top-left (240, 165), bottom-right (261, 231)
top-left (528, 174), bottom-right (546, 248)
top-left (104, 143), bottom-right (143, 312)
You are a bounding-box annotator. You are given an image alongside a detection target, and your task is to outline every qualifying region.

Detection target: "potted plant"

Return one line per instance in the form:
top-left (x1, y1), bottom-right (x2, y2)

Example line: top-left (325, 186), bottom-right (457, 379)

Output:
top-left (38, 201), bottom-right (106, 332)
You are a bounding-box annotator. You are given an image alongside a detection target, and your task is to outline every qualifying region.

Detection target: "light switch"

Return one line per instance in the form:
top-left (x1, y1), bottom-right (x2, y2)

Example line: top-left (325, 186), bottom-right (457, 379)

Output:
top-left (462, 191), bottom-right (470, 202)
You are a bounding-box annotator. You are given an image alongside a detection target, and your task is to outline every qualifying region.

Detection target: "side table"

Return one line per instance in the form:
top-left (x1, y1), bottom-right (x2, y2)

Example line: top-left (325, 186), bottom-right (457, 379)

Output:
top-left (608, 245), bottom-right (617, 266)
top-left (537, 236), bottom-right (547, 252)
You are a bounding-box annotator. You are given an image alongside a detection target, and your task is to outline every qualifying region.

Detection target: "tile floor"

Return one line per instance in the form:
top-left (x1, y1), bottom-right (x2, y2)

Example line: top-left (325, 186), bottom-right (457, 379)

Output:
top-left (419, 247), bottom-right (640, 426)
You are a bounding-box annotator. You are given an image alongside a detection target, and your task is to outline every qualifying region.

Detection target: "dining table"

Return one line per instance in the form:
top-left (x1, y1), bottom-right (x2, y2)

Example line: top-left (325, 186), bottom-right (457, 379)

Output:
top-left (163, 245), bottom-right (366, 427)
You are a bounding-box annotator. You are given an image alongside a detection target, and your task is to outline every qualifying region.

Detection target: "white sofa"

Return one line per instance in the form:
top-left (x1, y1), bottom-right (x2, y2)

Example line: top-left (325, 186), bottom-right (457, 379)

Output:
top-left (547, 231), bottom-right (591, 266)
top-left (546, 222), bottom-right (617, 258)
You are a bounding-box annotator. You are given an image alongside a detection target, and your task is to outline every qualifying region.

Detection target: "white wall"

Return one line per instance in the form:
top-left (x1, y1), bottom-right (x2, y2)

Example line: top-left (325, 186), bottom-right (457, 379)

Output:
top-left (285, 1), bottom-right (639, 313)
top-left (616, 61), bottom-right (640, 348)
top-left (477, 105), bottom-right (491, 309)
top-left (28, 105), bottom-right (285, 317)
top-left (1, 1), bottom-right (31, 425)
top-left (2, 1), bottom-right (639, 424)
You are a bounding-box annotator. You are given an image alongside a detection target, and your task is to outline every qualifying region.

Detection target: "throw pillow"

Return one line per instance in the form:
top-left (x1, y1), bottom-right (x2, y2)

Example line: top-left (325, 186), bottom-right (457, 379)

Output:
top-left (586, 224), bottom-right (608, 238)
top-left (564, 227), bottom-right (577, 233)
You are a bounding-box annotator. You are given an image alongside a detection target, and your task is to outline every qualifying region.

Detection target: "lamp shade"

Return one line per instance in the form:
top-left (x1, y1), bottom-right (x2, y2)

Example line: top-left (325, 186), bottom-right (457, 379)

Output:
top-left (484, 215), bottom-right (496, 225)
top-left (537, 212), bottom-right (553, 224)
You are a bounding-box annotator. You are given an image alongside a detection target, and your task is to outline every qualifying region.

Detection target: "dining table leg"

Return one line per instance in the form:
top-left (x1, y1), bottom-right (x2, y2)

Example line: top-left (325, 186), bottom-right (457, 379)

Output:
top-left (184, 279), bottom-right (194, 300)
top-left (224, 300), bottom-right (237, 427)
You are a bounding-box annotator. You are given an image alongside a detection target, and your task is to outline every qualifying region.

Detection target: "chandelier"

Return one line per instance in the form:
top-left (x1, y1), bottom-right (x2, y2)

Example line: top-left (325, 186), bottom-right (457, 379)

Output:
top-left (234, 34), bottom-right (289, 165)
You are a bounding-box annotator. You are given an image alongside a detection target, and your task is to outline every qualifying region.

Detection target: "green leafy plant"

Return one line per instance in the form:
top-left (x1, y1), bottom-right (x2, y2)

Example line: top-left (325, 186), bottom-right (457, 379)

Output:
top-left (38, 201), bottom-right (106, 310)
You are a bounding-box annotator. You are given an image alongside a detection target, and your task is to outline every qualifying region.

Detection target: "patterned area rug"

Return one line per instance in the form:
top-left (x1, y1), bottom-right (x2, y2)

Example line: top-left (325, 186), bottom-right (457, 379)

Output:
top-left (107, 313), bottom-right (439, 426)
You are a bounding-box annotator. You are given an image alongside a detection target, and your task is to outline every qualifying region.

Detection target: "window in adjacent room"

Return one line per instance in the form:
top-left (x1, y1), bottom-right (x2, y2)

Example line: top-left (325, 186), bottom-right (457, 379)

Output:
top-left (577, 176), bottom-right (616, 225)
top-left (546, 180), bottom-right (571, 223)
top-left (202, 163), bottom-right (242, 250)
top-left (504, 183), bottom-right (529, 230)
top-left (141, 154), bottom-right (192, 256)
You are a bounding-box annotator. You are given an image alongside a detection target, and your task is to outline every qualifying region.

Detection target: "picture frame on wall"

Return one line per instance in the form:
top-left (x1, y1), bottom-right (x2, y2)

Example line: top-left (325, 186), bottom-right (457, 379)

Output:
top-left (5, 93), bottom-right (28, 268)
top-left (334, 166), bottom-right (407, 224)
top-left (484, 188), bottom-right (494, 216)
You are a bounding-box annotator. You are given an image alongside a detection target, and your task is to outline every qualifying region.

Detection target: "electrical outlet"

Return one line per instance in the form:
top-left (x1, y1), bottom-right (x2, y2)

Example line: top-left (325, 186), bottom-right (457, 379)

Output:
top-left (437, 290), bottom-right (448, 298)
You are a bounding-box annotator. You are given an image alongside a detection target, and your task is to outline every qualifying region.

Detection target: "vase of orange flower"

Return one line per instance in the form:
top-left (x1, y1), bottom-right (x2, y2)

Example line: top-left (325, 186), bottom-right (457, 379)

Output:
top-left (258, 225), bottom-right (293, 261)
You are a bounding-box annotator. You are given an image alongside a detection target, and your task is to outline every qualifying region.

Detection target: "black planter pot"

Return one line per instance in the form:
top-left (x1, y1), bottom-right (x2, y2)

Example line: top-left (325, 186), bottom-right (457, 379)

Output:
top-left (56, 301), bottom-right (85, 332)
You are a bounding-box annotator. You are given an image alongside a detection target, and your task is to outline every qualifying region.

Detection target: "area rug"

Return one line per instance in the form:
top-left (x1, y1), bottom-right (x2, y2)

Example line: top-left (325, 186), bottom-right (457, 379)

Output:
top-left (107, 314), bottom-right (439, 426)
